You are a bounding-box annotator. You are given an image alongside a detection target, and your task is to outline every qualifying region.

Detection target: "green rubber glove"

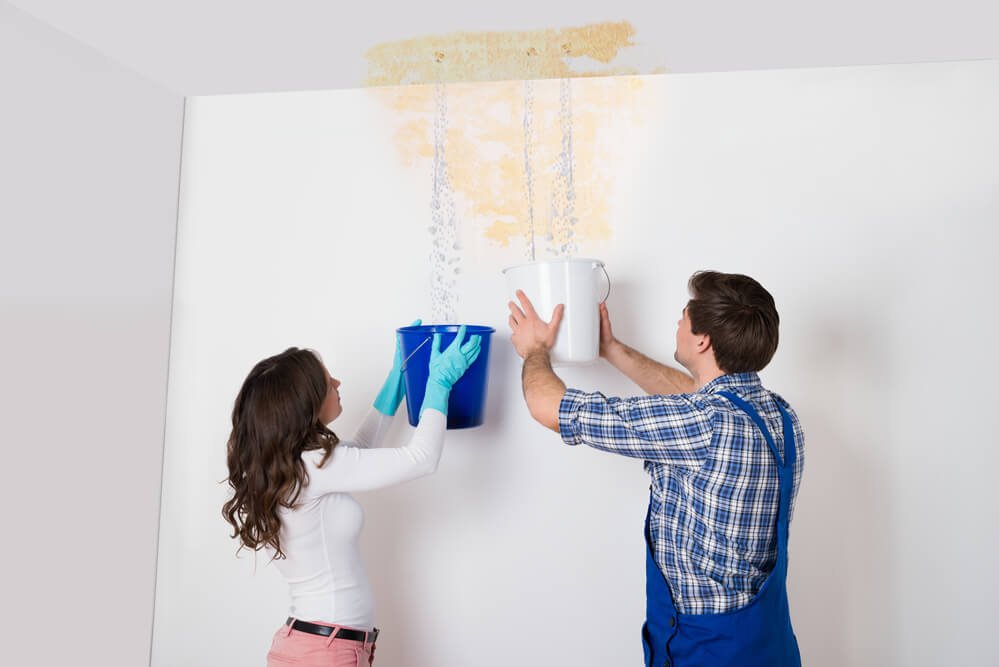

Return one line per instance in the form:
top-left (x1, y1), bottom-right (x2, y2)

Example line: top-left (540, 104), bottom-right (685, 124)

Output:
top-left (373, 318), bottom-right (421, 416)
top-left (421, 325), bottom-right (482, 417)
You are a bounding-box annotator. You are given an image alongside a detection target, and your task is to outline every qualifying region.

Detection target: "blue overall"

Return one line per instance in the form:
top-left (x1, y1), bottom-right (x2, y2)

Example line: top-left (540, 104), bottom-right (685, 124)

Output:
top-left (642, 391), bottom-right (801, 667)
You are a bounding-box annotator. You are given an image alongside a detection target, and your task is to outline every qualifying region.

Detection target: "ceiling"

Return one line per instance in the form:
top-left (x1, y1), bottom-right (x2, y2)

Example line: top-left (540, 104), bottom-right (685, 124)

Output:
top-left (9, 0), bottom-right (999, 95)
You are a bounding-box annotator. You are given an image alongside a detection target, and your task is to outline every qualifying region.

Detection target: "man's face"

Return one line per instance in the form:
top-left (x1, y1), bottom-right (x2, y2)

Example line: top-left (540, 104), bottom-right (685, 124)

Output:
top-left (674, 306), bottom-right (697, 370)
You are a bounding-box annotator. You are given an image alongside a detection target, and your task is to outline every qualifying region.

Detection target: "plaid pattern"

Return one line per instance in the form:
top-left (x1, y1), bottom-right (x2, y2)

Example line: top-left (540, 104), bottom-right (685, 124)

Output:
top-left (559, 372), bottom-right (804, 614)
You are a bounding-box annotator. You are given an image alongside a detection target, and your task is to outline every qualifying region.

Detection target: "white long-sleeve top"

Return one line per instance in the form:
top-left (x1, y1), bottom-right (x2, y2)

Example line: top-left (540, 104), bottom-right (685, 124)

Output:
top-left (271, 407), bottom-right (446, 629)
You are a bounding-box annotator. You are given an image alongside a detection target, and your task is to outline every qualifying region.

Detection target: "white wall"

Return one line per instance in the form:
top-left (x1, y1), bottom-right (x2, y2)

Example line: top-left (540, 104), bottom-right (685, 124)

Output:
top-left (154, 60), bottom-right (999, 666)
top-left (0, 4), bottom-right (183, 665)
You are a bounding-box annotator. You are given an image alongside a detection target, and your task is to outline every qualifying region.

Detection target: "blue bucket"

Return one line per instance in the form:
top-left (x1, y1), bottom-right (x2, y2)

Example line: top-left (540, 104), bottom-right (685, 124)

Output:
top-left (397, 324), bottom-right (495, 429)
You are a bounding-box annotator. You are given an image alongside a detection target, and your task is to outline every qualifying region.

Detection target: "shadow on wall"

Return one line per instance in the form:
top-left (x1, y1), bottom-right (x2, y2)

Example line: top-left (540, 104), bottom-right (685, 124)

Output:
top-left (790, 307), bottom-right (898, 666)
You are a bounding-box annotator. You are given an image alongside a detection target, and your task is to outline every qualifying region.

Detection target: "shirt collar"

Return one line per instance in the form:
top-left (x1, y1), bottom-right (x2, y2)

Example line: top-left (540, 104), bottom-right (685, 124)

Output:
top-left (698, 372), bottom-right (762, 394)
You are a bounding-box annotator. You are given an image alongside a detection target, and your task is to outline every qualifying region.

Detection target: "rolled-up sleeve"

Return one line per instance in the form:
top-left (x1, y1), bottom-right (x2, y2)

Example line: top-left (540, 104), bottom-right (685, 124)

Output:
top-left (558, 388), bottom-right (713, 469)
top-left (558, 388), bottom-right (590, 446)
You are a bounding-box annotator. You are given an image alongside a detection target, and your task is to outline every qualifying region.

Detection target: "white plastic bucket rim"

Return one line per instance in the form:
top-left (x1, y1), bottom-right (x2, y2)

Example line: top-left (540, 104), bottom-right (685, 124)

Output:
top-left (502, 257), bottom-right (605, 275)
top-left (502, 257), bottom-right (611, 304)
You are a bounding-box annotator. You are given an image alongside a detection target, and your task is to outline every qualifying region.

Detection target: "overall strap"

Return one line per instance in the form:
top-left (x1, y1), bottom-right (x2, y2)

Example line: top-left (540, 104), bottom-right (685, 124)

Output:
top-left (717, 391), bottom-right (796, 561)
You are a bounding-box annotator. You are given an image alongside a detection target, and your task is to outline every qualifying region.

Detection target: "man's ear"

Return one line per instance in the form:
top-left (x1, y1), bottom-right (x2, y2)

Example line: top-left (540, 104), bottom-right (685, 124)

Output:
top-left (696, 333), bottom-right (711, 353)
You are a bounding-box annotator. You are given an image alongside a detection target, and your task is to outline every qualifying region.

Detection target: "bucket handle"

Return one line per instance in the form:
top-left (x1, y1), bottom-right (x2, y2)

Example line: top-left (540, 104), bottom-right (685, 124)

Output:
top-left (597, 263), bottom-right (611, 303)
top-left (399, 336), bottom-right (432, 374)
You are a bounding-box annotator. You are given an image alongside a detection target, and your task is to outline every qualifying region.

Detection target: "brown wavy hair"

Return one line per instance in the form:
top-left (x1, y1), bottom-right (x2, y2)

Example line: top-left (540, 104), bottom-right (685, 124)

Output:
top-left (687, 271), bottom-right (780, 373)
top-left (222, 347), bottom-right (339, 559)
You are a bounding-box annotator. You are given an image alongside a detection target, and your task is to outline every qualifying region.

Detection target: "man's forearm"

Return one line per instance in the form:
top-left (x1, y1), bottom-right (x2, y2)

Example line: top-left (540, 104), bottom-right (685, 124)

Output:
top-left (604, 340), bottom-right (694, 395)
top-left (522, 350), bottom-right (566, 432)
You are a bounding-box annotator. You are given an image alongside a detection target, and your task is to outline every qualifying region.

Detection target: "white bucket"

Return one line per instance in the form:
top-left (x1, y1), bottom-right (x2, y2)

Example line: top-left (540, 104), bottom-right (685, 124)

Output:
top-left (502, 258), bottom-right (611, 364)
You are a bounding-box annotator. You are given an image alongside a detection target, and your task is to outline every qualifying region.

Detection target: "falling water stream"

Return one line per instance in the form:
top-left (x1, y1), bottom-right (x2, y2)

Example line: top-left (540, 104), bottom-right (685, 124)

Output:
top-left (429, 81), bottom-right (460, 323)
top-left (429, 76), bottom-right (578, 322)
top-left (546, 77), bottom-right (578, 258)
top-left (522, 79), bottom-right (537, 262)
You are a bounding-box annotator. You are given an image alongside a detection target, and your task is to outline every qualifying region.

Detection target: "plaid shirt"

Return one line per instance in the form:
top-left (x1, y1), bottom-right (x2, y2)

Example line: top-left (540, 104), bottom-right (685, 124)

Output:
top-left (558, 372), bottom-right (804, 614)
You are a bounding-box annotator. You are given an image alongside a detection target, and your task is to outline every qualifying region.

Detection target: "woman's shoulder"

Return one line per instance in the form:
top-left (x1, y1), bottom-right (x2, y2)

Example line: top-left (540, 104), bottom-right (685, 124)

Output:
top-left (295, 442), bottom-right (366, 500)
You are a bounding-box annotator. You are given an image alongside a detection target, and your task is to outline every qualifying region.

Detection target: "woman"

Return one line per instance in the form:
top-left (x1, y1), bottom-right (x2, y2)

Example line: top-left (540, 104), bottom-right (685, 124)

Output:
top-left (223, 324), bottom-right (481, 666)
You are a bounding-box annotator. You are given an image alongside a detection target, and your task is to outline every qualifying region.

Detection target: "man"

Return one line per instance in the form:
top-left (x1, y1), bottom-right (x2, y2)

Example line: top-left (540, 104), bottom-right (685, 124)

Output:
top-left (508, 270), bottom-right (804, 667)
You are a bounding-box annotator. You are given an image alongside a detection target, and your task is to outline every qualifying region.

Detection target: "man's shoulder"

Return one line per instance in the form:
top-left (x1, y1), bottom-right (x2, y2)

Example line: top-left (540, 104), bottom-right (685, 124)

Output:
top-left (761, 388), bottom-right (799, 417)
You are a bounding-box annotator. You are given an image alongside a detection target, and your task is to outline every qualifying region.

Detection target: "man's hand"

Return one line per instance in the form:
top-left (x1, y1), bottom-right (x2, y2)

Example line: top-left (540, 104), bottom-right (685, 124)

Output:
top-left (598, 301), bottom-right (695, 394)
top-left (508, 290), bottom-right (565, 360)
top-left (598, 302), bottom-right (622, 359)
top-left (507, 290), bottom-right (566, 431)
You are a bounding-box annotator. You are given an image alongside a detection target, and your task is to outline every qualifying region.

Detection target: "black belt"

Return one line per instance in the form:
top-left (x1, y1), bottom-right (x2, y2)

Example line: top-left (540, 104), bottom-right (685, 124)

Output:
top-left (285, 617), bottom-right (379, 643)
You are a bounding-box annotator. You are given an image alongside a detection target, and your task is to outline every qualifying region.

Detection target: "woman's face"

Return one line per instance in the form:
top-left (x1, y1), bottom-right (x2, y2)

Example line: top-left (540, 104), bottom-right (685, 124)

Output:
top-left (317, 365), bottom-right (343, 424)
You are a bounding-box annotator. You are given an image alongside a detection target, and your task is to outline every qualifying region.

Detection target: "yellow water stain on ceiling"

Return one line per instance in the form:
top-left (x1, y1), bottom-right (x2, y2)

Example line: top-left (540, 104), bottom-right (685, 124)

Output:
top-left (365, 21), bottom-right (641, 87)
top-left (369, 75), bottom-right (652, 250)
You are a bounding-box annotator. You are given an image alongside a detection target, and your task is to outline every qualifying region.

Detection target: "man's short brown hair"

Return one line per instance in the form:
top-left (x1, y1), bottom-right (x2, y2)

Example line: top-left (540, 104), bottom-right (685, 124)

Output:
top-left (686, 271), bottom-right (780, 373)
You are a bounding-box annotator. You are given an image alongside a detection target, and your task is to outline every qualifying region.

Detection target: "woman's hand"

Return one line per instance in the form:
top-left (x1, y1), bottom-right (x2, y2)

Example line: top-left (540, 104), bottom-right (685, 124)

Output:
top-left (421, 326), bottom-right (482, 417)
top-left (373, 318), bottom-right (421, 416)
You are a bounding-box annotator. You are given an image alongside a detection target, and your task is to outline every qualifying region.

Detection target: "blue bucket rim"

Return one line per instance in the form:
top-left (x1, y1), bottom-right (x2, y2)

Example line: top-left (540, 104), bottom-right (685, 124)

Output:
top-left (396, 324), bottom-right (496, 335)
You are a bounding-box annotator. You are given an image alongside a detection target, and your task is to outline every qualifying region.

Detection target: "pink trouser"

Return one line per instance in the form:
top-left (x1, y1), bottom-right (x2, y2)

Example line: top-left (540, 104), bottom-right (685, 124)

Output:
top-left (266, 620), bottom-right (377, 667)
